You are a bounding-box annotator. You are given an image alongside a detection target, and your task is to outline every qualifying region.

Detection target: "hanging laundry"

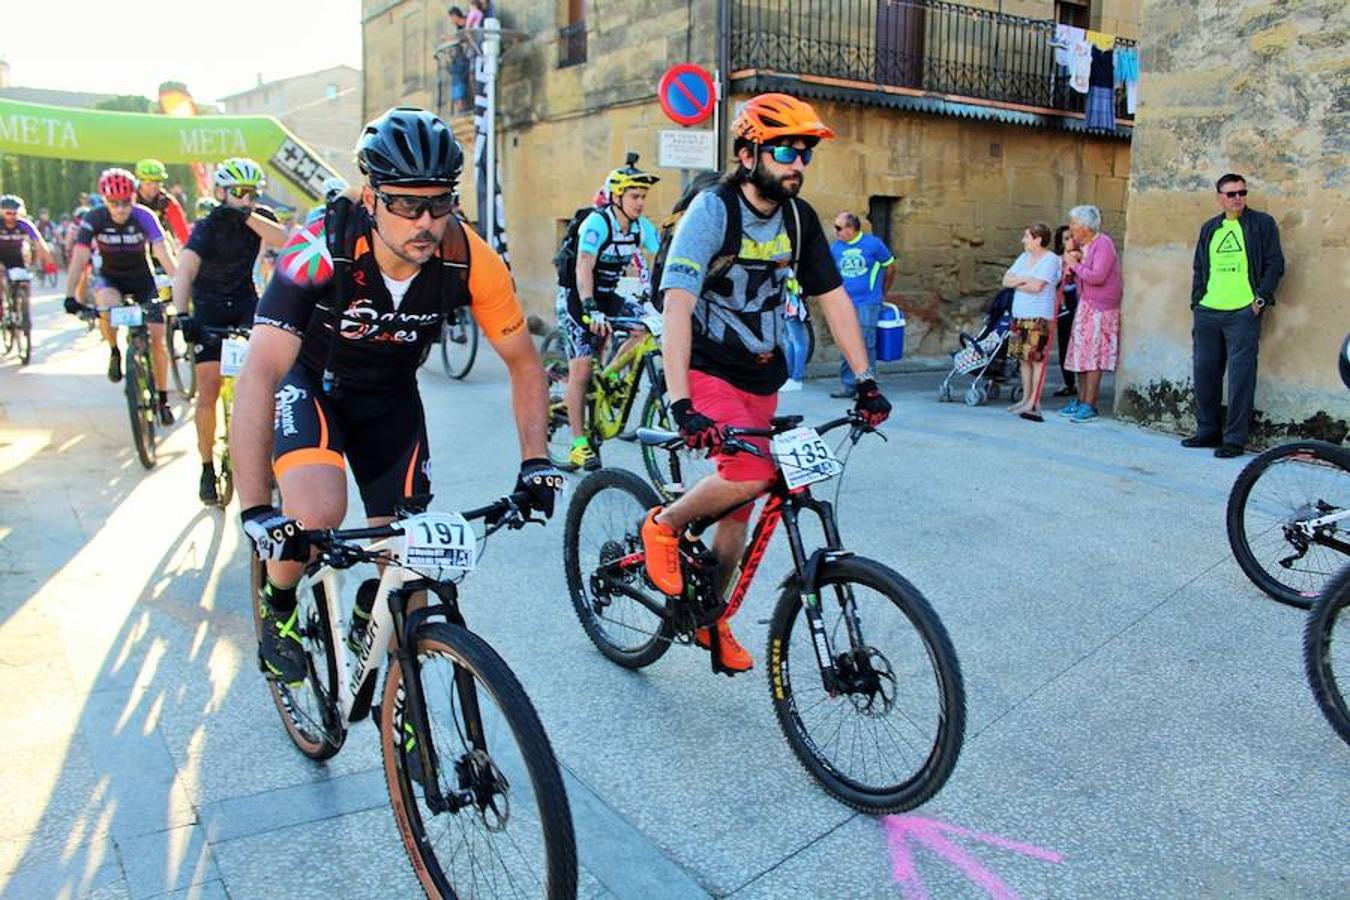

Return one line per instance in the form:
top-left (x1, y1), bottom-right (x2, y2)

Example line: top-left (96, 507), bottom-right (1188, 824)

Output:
top-left (1050, 24), bottom-right (1086, 70)
top-left (1116, 47), bottom-right (1140, 114)
top-left (1086, 30), bottom-right (1116, 51)
top-left (1069, 37), bottom-right (1092, 94)
top-left (1086, 46), bottom-right (1117, 129)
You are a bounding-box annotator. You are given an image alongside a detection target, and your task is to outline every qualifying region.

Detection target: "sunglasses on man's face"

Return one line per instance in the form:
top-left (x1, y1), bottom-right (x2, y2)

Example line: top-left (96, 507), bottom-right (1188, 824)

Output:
top-left (1221, 189), bottom-right (1248, 198)
top-left (374, 189), bottom-right (457, 220)
top-left (226, 186), bottom-right (258, 199)
top-left (765, 144), bottom-right (813, 166)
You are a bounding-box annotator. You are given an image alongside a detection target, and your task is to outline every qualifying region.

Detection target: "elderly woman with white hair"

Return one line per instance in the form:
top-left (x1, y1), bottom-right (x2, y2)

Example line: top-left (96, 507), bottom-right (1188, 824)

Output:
top-left (1059, 204), bottom-right (1122, 423)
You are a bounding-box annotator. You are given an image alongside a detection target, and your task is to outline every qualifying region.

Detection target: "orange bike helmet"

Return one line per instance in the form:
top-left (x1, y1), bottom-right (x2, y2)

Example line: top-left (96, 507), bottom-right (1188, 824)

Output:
top-left (98, 168), bottom-right (137, 201)
top-left (732, 93), bottom-right (835, 144)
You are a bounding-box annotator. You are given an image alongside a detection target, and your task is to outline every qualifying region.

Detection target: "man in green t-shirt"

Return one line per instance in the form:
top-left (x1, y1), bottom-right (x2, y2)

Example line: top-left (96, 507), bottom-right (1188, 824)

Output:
top-left (1183, 173), bottom-right (1285, 458)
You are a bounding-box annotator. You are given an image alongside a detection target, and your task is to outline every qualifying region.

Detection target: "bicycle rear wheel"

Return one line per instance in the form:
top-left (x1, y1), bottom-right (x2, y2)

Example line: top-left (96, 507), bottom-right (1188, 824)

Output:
top-left (167, 320), bottom-right (197, 399)
top-left (1227, 441), bottom-right (1350, 608)
top-left (250, 557), bottom-right (344, 760)
top-left (16, 284), bottom-right (31, 365)
top-left (382, 622), bottom-right (577, 899)
top-left (546, 377), bottom-right (582, 472)
top-left (439, 307), bottom-right (479, 380)
top-left (1305, 565), bottom-right (1350, 745)
top-left (563, 468), bottom-right (674, 668)
top-left (124, 340), bottom-right (157, 469)
top-left (768, 556), bottom-right (965, 813)
top-left (540, 327), bottom-right (568, 388)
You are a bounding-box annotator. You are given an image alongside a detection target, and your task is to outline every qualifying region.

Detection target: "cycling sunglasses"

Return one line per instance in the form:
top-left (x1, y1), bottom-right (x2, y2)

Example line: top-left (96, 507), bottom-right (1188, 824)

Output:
top-left (764, 144), bottom-right (814, 166)
top-left (1221, 189), bottom-right (1248, 198)
top-left (374, 189), bottom-right (457, 220)
top-left (226, 186), bottom-right (258, 199)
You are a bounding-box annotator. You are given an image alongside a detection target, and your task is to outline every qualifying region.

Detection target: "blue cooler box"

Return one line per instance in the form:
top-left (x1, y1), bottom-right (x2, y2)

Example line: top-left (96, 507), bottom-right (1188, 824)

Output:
top-left (877, 303), bottom-right (905, 362)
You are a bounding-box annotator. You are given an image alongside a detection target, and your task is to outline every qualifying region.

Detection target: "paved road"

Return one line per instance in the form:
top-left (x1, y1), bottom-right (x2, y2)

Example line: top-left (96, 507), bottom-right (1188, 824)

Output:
top-left (1, 279), bottom-right (1345, 899)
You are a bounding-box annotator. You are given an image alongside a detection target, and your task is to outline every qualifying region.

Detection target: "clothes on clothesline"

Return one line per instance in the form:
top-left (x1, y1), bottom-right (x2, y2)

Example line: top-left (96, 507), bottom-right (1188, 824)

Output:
top-left (1086, 30), bottom-right (1116, 51)
top-left (1051, 24), bottom-right (1085, 69)
top-left (1069, 39), bottom-right (1093, 94)
top-left (1116, 46), bottom-right (1140, 114)
top-left (1089, 45), bottom-right (1115, 89)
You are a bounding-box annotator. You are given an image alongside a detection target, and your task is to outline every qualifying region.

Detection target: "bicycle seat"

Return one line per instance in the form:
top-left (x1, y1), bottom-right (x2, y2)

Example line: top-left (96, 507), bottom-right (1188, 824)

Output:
top-left (635, 427), bottom-right (682, 448)
top-left (770, 415), bottom-right (803, 430)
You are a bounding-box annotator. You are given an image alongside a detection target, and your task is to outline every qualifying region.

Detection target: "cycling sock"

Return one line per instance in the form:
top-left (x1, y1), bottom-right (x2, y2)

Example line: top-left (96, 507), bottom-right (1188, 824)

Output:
top-left (201, 461), bottom-right (214, 474)
top-left (572, 436), bottom-right (588, 448)
top-left (263, 579), bottom-right (298, 614)
top-left (158, 390), bottom-right (168, 405)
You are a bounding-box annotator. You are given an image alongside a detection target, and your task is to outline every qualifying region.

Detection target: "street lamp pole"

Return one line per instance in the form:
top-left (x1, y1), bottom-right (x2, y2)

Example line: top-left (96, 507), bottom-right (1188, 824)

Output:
top-left (483, 16), bottom-right (501, 248)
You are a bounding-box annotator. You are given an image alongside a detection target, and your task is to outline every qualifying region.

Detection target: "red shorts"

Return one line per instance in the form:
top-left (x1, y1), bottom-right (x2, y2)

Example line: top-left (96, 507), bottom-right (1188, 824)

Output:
top-left (690, 370), bottom-right (777, 520)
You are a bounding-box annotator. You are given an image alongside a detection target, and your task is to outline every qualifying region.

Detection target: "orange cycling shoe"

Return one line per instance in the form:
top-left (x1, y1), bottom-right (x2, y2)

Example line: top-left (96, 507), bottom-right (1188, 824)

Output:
top-left (641, 509), bottom-right (683, 596)
top-left (696, 621), bottom-right (754, 673)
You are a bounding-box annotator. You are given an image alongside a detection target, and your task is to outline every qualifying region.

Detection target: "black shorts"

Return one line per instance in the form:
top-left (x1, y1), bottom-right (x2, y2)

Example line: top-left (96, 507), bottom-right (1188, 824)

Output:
top-left (95, 271), bottom-right (162, 319)
top-left (193, 294), bottom-right (256, 363)
top-left (272, 365), bottom-right (430, 518)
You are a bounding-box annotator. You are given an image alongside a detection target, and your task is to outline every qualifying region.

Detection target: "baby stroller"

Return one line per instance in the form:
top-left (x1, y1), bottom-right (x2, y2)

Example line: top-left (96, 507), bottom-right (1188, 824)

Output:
top-left (937, 288), bottom-right (1024, 406)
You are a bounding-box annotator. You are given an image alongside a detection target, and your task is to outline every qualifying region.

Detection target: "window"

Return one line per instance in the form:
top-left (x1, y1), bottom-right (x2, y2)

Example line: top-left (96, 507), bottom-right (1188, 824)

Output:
top-left (558, 0), bottom-right (586, 68)
top-left (867, 195), bottom-right (901, 251)
top-left (1056, 0), bottom-right (1090, 29)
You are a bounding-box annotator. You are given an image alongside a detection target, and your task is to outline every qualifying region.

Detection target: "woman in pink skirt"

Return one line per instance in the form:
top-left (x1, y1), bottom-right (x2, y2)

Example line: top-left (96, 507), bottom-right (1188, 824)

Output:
top-left (1060, 205), bottom-right (1122, 423)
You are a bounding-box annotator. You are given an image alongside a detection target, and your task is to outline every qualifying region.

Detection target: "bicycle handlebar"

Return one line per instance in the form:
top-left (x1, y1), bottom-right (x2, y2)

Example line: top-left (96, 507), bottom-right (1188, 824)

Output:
top-left (302, 490), bottom-right (538, 549)
top-left (199, 325), bottom-right (252, 338)
top-left (635, 412), bottom-right (874, 458)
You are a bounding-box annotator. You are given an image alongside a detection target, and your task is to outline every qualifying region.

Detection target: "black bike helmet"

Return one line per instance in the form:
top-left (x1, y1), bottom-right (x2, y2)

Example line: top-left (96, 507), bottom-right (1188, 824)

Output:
top-left (356, 107), bottom-right (463, 187)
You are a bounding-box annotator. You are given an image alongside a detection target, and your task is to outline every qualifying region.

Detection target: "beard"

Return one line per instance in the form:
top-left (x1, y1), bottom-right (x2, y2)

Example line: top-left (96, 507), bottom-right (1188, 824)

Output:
top-left (750, 164), bottom-right (803, 203)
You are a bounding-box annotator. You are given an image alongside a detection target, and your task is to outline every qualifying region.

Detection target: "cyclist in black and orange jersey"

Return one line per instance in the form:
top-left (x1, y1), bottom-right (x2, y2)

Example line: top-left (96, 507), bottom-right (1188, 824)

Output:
top-left (230, 107), bottom-right (562, 684)
top-left (63, 168), bottom-right (179, 423)
top-left (134, 159), bottom-right (191, 249)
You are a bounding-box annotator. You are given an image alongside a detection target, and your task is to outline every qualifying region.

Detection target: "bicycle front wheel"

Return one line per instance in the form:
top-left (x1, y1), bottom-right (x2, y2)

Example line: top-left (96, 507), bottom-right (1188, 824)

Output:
top-left (1, 294), bottom-right (15, 355)
top-left (250, 557), bottom-right (344, 760)
top-left (1227, 441), bottom-right (1350, 608)
top-left (1305, 564), bottom-right (1350, 745)
top-left (382, 622), bottom-right (577, 900)
top-left (439, 307), bottom-right (479, 380)
top-left (214, 389), bottom-right (234, 508)
top-left (768, 556), bottom-right (965, 813)
top-left (167, 321), bottom-right (197, 399)
top-left (16, 285), bottom-right (32, 365)
top-left (124, 341), bottom-right (157, 469)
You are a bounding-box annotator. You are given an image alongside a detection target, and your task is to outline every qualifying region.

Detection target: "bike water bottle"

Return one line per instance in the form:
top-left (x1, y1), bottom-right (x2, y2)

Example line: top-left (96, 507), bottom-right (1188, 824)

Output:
top-left (347, 579), bottom-right (380, 654)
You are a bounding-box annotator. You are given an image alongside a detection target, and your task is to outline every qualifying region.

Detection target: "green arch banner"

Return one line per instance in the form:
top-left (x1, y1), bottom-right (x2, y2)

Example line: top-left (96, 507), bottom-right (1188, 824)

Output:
top-left (0, 96), bottom-right (341, 201)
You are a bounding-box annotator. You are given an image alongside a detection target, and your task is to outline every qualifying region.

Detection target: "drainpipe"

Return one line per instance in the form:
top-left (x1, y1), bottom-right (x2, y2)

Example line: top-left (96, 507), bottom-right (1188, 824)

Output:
top-left (716, 0), bottom-right (730, 170)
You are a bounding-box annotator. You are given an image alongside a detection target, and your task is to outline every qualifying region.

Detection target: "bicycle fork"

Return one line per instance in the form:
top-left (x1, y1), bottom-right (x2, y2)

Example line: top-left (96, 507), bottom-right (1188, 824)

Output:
top-left (782, 498), bottom-right (859, 697)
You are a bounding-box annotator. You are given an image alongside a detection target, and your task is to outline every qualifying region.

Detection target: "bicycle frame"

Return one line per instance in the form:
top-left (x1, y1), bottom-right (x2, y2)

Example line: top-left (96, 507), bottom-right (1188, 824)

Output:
top-left (589, 327), bottom-right (661, 442)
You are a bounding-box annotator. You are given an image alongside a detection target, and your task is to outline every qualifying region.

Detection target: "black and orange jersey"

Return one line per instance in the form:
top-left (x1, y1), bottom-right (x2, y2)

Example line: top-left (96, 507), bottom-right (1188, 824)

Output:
top-left (255, 205), bottom-right (525, 392)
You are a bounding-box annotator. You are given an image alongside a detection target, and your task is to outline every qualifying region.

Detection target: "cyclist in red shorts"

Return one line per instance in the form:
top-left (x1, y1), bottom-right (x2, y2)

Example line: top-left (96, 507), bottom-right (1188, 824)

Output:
top-left (640, 94), bottom-right (891, 673)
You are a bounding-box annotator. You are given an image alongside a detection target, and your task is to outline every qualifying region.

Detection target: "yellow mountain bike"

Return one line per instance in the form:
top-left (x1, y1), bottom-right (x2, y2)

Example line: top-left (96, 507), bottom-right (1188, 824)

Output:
top-left (541, 313), bottom-right (709, 497)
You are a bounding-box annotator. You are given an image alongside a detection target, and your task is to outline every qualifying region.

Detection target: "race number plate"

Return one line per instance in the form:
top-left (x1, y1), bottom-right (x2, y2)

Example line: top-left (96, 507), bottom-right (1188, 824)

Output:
top-left (641, 312), bottom-right (664, 337)
top-left (109, 305), bottom-right (144, 328)
top-left (6, 267), bottom-right (31, 282)
top-left (770, 427), bottom-right (843, 490)
top-left (399, 511), bottom-right (476, 579)
top-left (220, 338), bottom-right (250, 377)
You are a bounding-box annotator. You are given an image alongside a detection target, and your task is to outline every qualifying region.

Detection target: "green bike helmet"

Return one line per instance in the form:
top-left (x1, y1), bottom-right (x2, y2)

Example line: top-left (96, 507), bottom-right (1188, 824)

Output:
top-left (213, 157), bottom-right (266, 189)
top-left (134, 158), bottom-right (169, 182)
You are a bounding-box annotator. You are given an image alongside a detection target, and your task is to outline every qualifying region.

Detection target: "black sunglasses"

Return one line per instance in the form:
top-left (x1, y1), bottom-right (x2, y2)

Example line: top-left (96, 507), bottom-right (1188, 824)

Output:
top-left (1221, 189), bottom-right (1248, 198)
top-left (374, 189), bottom-right (457, 220)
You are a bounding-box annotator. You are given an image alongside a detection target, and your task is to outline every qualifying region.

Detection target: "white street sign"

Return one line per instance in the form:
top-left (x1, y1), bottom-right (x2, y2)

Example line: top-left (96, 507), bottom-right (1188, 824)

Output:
top-left (659, 129), bottom-right (717, 170)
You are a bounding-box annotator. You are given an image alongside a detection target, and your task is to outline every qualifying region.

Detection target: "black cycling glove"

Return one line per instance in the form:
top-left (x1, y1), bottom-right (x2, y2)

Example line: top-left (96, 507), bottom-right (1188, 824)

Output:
top-left (241, 505), bottom-right (310, 562)
top-left (177, 315), bottom-right (202, 343)
top-left (63, 296), bottom-right (83, 316)
top-left (670, 398), bottom-right (722, 450)
top-left (515, 458), bottom-right (566, 520)
top-left (853, 378), bottom-right (892, 428)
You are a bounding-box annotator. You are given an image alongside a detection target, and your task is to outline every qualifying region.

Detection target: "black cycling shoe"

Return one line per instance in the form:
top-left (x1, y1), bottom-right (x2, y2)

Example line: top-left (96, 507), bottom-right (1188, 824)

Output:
top-left (158, 401), bottom-right (175, 427)
top-left (199, 464), bottom-right (218, 505)
top-left (258, 596), bottom-right (308, 685)
top-left (107, 348), bottom-right (122, 383)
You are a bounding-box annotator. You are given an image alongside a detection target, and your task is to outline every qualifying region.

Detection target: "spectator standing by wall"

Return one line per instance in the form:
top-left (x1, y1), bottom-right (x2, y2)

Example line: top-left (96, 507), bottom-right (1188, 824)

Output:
top-left (1060, 205), bottom-right (1121, 423)
top-left (829, 211), bottom-right (895, 398)
top-left (1052, 224), bottom-right (1081, 398)
top-left (1004, 223), bottom-right (1062, 422)
top-left (1183, 173), bottom-right (1285, 458)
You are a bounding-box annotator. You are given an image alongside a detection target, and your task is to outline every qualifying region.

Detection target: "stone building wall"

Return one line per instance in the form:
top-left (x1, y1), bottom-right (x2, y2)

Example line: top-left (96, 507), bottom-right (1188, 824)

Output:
top-left (1115, 1), bottom-right (1349, 444)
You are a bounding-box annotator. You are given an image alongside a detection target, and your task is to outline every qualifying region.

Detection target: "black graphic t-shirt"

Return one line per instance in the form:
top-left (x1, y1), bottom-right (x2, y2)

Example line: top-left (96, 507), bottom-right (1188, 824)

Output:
top-left (76, 204), bottom-right (163, 282)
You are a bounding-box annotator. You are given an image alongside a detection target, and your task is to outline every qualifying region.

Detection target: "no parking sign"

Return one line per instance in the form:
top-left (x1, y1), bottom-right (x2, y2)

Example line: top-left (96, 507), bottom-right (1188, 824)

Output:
top-left (658, 64), bottom-right (716, 127)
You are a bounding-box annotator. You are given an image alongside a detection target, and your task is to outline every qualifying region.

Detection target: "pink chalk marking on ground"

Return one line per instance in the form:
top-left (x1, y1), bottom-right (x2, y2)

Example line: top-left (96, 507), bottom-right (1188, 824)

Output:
top-left (883, 814), bottom-right (1064, 900)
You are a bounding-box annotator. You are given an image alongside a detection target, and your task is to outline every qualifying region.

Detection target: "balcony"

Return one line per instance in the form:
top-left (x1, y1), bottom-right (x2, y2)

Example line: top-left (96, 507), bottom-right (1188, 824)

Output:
top-left (730, 0), bottom-right (1134, 126)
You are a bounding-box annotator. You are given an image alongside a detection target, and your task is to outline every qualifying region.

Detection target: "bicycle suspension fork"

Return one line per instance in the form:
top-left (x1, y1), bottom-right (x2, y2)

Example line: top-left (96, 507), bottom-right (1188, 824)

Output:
top-left (782, 494), bottom-right (859, 695)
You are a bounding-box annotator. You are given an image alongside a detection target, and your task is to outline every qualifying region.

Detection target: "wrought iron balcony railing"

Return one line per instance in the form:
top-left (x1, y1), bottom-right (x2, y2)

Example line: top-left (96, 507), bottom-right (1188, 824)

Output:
top-left (731, 0), bottom-right (1135, 122)
top-left (558, 21), bottom-right (587, 68)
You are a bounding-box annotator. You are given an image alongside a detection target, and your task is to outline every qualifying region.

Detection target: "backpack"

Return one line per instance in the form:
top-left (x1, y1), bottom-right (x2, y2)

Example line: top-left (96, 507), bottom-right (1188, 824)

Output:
top-left (649, 174), bottom-right (801, 311)
top-left (553, 205), bottom-right (607, 291)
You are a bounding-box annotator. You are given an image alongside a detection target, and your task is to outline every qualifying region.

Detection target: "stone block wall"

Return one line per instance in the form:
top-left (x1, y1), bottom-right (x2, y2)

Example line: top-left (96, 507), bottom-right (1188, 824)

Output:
top-left (1115, 1), bottom-right (1349, 444)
